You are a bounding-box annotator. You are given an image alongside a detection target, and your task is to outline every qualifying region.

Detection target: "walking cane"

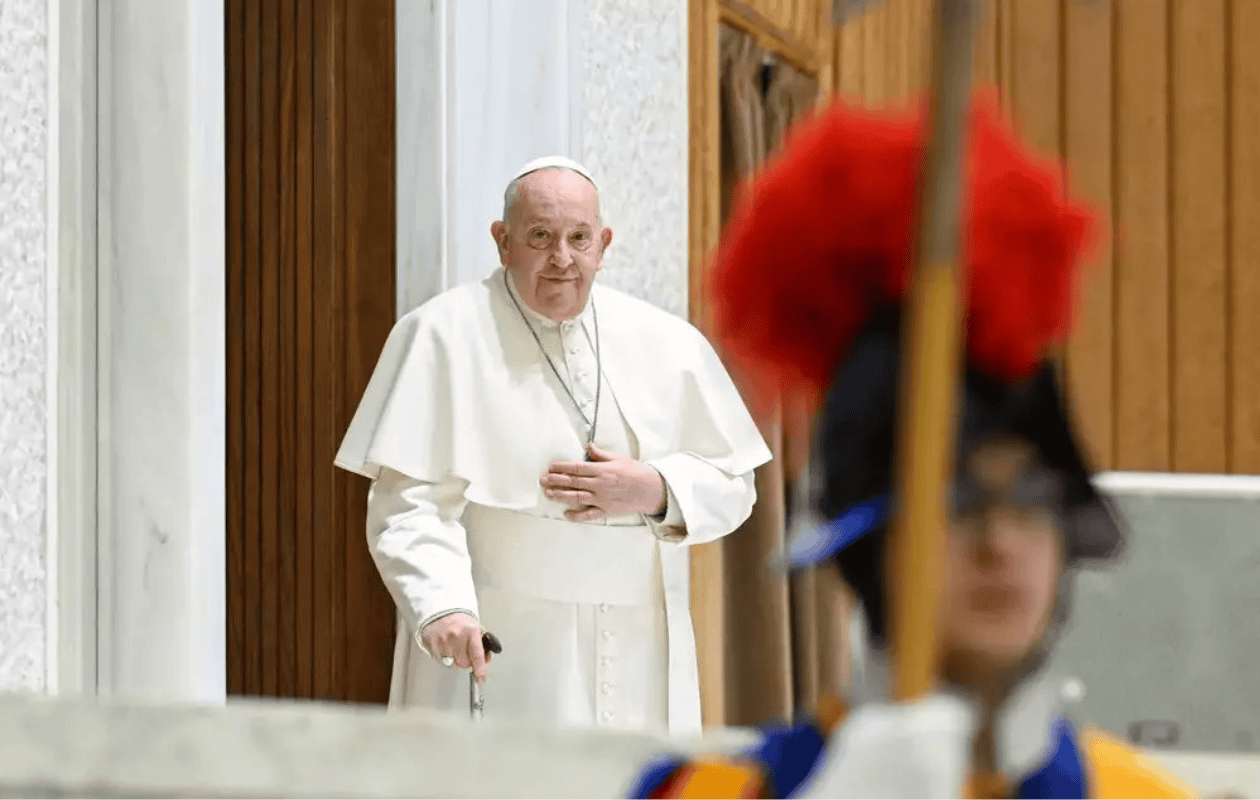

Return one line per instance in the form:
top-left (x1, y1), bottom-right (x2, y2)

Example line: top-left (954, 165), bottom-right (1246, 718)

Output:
top-left (470, 631), bottom-right (503, 722)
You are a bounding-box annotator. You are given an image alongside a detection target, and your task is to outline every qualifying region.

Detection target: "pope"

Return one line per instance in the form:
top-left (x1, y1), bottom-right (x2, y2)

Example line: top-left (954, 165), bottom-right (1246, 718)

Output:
top-left (336, 156), bottom-right (770, 735)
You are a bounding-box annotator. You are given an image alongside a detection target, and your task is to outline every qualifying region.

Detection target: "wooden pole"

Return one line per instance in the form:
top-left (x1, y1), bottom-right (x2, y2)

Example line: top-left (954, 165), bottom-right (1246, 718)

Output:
top-left (886, 0), bottom-right (979, 702)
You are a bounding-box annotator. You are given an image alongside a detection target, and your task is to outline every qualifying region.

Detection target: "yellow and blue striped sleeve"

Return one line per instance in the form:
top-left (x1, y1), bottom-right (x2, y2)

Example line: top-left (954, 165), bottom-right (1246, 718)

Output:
top-left (628, 755), bottom-right (767, 799)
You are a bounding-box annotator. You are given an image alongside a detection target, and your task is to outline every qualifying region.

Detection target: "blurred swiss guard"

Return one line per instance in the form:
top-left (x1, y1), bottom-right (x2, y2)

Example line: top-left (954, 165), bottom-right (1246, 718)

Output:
top-left (626, 92), bottom-right (1200, 799)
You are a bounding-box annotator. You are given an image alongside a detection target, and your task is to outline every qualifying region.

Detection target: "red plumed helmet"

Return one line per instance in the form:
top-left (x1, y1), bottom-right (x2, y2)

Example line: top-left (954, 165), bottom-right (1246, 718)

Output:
top-left (709, 91), bottom-right (1099, 417)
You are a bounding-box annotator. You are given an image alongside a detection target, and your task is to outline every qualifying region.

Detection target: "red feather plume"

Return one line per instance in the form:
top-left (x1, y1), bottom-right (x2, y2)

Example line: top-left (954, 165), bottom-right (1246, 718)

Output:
top-left (708, 91), bottom-right (1100, 417)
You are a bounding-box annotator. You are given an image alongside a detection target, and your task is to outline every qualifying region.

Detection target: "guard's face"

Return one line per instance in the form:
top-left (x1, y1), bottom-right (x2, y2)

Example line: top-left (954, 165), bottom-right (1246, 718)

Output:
top-left (490, 168), bottom-right (612, 322)
top-left (939, 437), bottom-right (1064, 685)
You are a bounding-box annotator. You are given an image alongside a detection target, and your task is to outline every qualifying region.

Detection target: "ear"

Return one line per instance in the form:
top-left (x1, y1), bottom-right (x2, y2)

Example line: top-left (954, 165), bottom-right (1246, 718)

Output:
top-left (599, 226), bottom-right (613, 255)
top-left (490, 221), bottom-right (509, 262)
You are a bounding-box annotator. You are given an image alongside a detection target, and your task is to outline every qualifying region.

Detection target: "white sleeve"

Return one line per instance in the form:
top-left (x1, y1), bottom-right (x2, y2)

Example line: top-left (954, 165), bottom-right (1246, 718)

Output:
top-left (795, 696), bottom-right (976, 799)
top-left (643, 452), bottom-right (759, 546)
top-left (366, 467), bottom-right (479, 652)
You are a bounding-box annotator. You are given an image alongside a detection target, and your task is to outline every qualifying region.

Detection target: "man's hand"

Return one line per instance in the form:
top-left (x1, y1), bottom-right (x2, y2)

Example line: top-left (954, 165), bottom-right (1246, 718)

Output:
top-left (540, 444), bottom-right (668, 522)
top-left (420, 612), bottom-right (491, 683)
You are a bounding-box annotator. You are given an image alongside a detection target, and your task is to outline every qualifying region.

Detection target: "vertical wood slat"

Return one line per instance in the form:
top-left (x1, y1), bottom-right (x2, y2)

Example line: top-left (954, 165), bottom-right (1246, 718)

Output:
top-left (1114, 0), bottom-right (1171, 471)
top-left (1233, 0), bottom-right (1260, 474)
top-left (294, 0), bottom-right (316, 699)
top-left (241, 0), bottom-right (264, 697)
top-left (1064, 0), bottom-right (1116, 471)
top-left (864, 3), bottom-right (886, 103)
top-left (885, 0), bottom-right (903, 101)
top-left (311, 0), bottom-right (347, 700)
top-left (689, 0), bottom-right (727, 728)
top-left (226, 0), bottom-right (247, 697)
top-left (837, 10), bottom-right (864, 97)
top-left (973, 0), bottom-right (1000, 90)
top-left (906, 0), bottom-right (927, 95)
top-left (277, 0), bottom-right (299, 697)
top-left (1008, 0), bottom-right (1060, 157)
top-left (343, 0), bottom-right (398, 704)
top-left (1170, 0), bottom-right (1229, 473)
top-left (259, 0), bottom-right (283, 697)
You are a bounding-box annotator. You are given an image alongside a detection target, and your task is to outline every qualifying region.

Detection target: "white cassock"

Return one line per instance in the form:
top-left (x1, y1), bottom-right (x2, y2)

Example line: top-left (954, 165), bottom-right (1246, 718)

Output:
top-left (334, 268), bottom-right (770, 736)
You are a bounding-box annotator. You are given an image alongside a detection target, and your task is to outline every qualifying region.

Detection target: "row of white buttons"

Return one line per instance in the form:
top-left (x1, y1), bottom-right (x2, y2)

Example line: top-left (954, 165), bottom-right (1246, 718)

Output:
top-left (597, 604), bottom-right (616, 725)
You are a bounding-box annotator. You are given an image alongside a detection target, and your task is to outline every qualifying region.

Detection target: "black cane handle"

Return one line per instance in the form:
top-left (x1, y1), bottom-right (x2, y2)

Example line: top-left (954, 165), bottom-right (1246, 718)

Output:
top-left (481, 631), bottom-right (503, 655)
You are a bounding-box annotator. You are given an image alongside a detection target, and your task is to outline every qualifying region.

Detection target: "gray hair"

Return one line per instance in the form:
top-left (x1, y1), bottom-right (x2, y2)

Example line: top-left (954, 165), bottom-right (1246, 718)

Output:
top-left (501, 166), bottom-right (603, 225)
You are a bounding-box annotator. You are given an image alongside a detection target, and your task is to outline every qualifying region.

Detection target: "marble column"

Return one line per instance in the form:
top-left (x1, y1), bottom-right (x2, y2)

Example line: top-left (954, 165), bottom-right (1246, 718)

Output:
top-left (0, 0), bottom-right (51, 695)
top-left (396, 0), bottom-right (584, 307)
top-left (95, 0), bottom-right (226, 703)
top-left (395, 0), bottom-right (687, 315)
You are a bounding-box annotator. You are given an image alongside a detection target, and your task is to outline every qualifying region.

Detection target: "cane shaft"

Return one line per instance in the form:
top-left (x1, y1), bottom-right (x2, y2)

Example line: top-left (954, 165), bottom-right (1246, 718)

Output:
top-left (470, 674), bottom-right (483, 722)
top-left (469, 630), bottom-right (500, 722)
top-left (888, 0), bottom-right (978, 703)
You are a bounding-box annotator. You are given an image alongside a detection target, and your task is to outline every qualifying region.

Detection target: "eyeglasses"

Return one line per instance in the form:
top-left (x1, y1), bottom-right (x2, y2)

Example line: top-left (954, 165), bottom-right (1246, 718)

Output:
top-left (948, 469), bottom-right (1064, 541)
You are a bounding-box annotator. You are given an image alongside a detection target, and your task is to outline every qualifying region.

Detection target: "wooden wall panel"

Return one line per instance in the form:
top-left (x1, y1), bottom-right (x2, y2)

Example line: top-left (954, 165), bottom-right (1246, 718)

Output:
top-left (1008, 0), bottom-right (1060, 157)
top-left (973, 1), bottom-right (1000, 91)
top-left (827, 1), bottom-right (1258, 475)
top-left (690, 0), bottom-right (1260, 725)
top-left (720, 0), bottom-right (825, 74)
top-left (1170, 0), bottom-right (1228, 473)
top-left (227, 0), bottom-right (397, 703)
top-left (343, 0), bottom-right (400, 704)
top-left (1114, 0), bottom-right (1171, 471)
top-left (1234, 0), bottom-right (1260, 474)
top-left (689, 0), bottom-right (727, 730)
top-left (1064, 0), bottom-right (1115, 471)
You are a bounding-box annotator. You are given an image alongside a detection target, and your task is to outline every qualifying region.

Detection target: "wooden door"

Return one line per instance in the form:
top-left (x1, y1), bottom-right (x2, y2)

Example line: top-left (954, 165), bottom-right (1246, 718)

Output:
top-left (225, 0), bottom-right (398, 703)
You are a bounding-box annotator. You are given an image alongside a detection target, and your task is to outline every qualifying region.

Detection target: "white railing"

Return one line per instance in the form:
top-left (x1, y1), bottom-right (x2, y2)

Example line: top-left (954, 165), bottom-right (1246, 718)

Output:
top-left (1095, 471), bottom-right (1260, 500)
top-left (2, 693), bottom-right (1256, 798)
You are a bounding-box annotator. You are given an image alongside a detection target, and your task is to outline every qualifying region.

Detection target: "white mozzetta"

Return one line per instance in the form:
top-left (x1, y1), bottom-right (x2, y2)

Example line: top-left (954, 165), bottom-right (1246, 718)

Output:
top-left (0, 0), bottom-right (49, 693)
top-left (579, 0), bottom-right (688, 317)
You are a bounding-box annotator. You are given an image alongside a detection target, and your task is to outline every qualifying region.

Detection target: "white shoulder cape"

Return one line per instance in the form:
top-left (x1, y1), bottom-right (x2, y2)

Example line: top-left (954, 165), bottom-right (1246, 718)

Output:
top-left (335, 270), bottom-right (771, 509)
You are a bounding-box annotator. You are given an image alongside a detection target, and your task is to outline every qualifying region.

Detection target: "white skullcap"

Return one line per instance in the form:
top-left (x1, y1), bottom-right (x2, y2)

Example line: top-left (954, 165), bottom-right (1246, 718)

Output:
top-left (509, 155), bottom-right (598, 189)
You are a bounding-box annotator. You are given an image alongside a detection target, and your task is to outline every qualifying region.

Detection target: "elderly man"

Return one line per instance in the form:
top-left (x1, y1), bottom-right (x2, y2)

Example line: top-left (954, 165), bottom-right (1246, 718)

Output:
top-left (335, 156), bottom-right (770, 735)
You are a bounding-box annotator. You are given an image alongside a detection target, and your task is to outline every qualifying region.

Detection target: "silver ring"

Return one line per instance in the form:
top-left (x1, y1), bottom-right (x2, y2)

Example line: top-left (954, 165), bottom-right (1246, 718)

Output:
top-left (440, 656), bottom-right (455, 668)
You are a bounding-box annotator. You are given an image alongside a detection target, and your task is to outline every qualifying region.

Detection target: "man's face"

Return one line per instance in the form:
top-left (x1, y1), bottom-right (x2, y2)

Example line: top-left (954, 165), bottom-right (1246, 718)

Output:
top-left (938, 438), bottom-right (1064, 685)
top-left (490, 168), bottom-right (612, 322)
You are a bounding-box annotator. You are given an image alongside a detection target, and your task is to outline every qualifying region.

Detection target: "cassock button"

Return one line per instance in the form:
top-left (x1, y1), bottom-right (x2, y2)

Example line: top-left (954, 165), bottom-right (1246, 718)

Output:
top-left (601, 630), bottom-right (613, 641)
top-left (600, 683), bottom-right (612, 695)
top-left (601, 711), bottom-right (613, 723)
top-left (599, 603), bottom-right (610, 613)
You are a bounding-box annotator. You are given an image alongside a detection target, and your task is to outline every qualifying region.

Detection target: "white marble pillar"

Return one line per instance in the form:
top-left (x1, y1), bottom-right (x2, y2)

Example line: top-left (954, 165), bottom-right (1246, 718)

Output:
top-left (0, 0), bottom-right (51, 695)
top-left (396, 0), bottom-right (583, 307)
top-left (95, 0), bottom-right (226, 703)
top-left (395, 0), bottom-right (687, 316)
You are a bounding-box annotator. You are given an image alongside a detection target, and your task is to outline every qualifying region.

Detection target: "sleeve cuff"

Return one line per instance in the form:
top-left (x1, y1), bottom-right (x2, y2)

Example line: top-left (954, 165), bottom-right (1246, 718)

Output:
top-left (644, 473), bottom-right (687, 542)
top-left (414, 608), bottom-right (479, 655)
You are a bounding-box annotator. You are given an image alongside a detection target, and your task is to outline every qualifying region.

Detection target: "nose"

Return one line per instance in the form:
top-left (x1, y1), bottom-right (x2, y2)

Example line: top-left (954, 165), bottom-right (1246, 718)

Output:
top-left (548, 238), bottom-right (575, 267)
top-left (972, 512), bottom-right (1024, 564)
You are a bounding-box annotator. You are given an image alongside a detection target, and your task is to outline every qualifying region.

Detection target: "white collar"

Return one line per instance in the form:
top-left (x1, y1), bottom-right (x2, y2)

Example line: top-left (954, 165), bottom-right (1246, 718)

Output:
top-left (850, 648), bottom-right (1068, 780)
